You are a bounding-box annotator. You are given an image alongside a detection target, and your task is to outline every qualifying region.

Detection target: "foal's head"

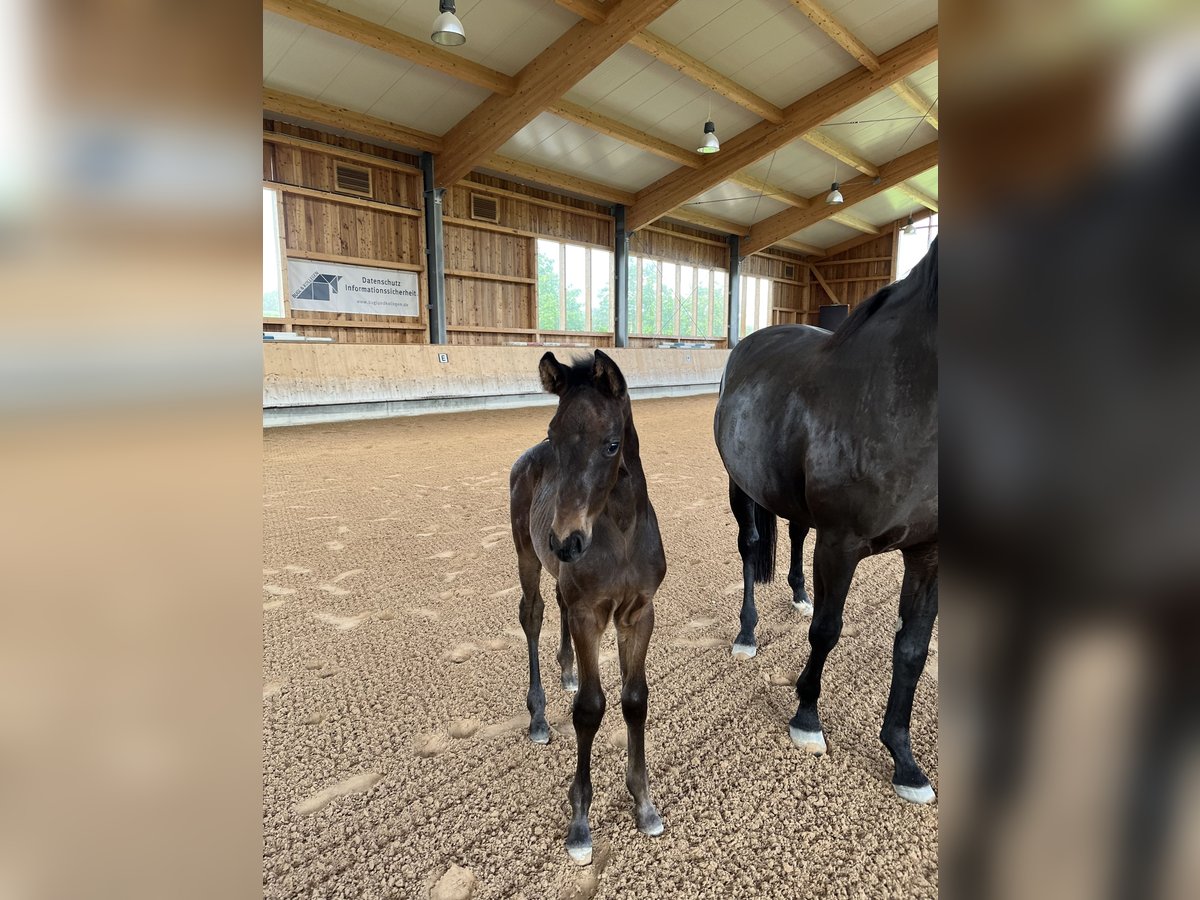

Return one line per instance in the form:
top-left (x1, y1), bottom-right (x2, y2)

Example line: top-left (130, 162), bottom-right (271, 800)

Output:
top-left (539, 350), bottom-right (630, 564)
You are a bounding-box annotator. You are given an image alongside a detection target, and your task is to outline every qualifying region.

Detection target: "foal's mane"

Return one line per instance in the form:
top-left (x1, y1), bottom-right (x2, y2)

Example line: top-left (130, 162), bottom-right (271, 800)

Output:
top-left (826, 237), bottom-right (938, 348)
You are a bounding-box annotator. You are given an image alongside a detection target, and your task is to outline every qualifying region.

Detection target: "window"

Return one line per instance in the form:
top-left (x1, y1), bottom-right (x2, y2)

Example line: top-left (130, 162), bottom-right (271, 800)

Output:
top-left (896, 213), bottom-right (938, 281)
top-left (739, 275), bottom-right (772, 337)
top-left (536, 239), bottom-right (613, 332)
top-left (263, 188), bottom-right (284, 318)
top-left (627, 253), bottom-right (729, 340)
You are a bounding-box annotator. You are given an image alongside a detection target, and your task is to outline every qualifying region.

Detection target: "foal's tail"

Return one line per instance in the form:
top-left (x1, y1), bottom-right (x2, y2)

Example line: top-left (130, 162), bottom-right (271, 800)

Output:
top-left (751, 500), bottom-right (777, 584)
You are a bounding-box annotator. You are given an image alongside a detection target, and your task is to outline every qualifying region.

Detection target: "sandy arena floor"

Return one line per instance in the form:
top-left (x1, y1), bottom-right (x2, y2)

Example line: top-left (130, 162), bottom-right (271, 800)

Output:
top-left (263, 394), bottom-right (938, 899)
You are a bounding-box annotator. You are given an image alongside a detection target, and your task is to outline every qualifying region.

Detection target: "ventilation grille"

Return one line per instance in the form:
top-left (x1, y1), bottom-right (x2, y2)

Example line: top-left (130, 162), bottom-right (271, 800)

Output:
top-left (470, 192), bottom-right (500, 224)
top-left (334, 163), bottom-right (373, 198)
top-left (782, 263), bottom-right (798, 280)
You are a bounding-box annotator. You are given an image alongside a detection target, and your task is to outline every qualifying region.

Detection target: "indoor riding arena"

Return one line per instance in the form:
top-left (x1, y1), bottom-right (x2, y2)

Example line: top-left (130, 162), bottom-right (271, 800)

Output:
top-left (262, 1), bottom-right (939, 897)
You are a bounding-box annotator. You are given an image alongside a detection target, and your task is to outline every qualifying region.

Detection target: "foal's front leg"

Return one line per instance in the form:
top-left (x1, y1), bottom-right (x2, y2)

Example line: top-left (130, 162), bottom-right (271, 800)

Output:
top-left (616, 602), bottom-right (663, 837)
top-left (555, 584), bottom-right (577, 692)
top-left (565, 603), bottom-right (605, 865)
top-left (517, 555), bottom-right (549, 744)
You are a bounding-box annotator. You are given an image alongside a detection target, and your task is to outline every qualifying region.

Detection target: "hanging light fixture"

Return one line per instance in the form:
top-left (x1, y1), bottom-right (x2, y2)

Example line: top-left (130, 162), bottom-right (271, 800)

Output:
top-left (431, 0), bottom-right (466, 46)
top-left (825, 159), bottom-right (843, 204)
top-left (698, 120), bottom-right (720, 154)
top-left (902, 214), bottom-right (917, 235)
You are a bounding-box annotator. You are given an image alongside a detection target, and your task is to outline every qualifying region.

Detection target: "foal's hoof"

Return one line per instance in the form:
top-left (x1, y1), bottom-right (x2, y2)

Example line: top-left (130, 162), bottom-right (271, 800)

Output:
top-left (566, 844), bottom-right (592, 866)
top-left (791, 599), bottom-right (814, 617)
top-left (528, 721), bottom-right (550, 745)
top-left (789, 726), bottom-right (827, 756)
top-left (731, 642), bottom-right (757, 659)
top-left (893, 781), bottom-right (936, 805)
top-left (561, 672), bottom-right (578, 693)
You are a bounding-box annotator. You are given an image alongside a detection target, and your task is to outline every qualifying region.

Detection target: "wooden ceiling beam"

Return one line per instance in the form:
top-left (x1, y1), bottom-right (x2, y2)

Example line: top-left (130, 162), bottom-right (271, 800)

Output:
top-left (664, 207), bottom-right (750, 238)
top-left (728, 173), bottom-right (809, 209)
top-left (776, 238), bottom-right (825, 257)
top-left (895, 181), bottom-right (939, 212)
top-left (626, 26), bottom-right (937, 231)
top-left (436, 0), bottom-right (682, 187)
top-left (829, 211), bottom-right (880, 235)
top-left (742, 140), bottom-right (937, 255)
top-left (800, 131), bottom-right (879, 178)
top-left (549, 100), bottom-right (701, 168)
top-left (264, 0), bottom-right (516, 96)
top-left (891, 79), bottom-right (939, 130)
top-left (787, 0), bottom-right (880, 71)
top-left (262, 88), bottom-right (443, 153)
top-left (552, 0), bottom-right (608, 25)
top-left (628, 31), bottom-right (785, 124)
top-left (481, 156), bottom-right (635, 206)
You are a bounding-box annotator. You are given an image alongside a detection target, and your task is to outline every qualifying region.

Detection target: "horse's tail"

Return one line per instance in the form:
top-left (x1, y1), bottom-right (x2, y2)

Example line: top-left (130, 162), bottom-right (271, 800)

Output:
top-left (751, 500), bottom-right (777, 584)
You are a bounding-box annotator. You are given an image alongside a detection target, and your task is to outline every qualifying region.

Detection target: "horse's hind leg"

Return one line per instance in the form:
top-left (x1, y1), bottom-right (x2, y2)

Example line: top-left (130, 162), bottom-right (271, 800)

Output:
top-left (616, 602), bottom-right (663, 838)
top-left (788, 521), bottom-right (813, 616)
top-left (564, 602), bottom-right (606, 865)
top-left (517, 552), bottom-right (550, 744)
top-left (556, 584), bottom-right (577, 692)
top-left (790, 530), bottom-right (864, 754)
top-left (880, 543), bottom-right (938, 803)
top-left (729, 479), bottom-right (772, 657)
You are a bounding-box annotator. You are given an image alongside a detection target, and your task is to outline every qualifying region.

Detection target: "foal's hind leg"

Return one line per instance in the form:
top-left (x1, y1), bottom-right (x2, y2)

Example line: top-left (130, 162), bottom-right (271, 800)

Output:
top-left (881, 543), bottom-right (938, 803)
top-left (730, 480), bottom-right (761, 657)
top-left (556, 585), bottom-right (577, 692)
top-left (787, 521), bottom-right (813, 616)
top-left (565, 602), bottom-right (606, 865)
top-left (517, 553), bottom-right (550, 744)
top-left (790, 531), bottom-right (864, 754)
top-left (616, 602), bottom-right (663, 838)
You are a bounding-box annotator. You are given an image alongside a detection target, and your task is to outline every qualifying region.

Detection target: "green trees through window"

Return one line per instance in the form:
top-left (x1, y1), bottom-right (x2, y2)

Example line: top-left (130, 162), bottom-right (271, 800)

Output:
top-left (536, 239), bottom-right (613, 333)
top-left (627, 255), bottom-right (728, 339)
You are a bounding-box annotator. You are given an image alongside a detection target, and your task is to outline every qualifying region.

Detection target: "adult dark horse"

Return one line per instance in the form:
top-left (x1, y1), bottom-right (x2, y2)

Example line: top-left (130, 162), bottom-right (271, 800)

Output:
top-left (509, 350), bottom-right (666, 864)
top-left (714, 238), bottom-right (938, 804)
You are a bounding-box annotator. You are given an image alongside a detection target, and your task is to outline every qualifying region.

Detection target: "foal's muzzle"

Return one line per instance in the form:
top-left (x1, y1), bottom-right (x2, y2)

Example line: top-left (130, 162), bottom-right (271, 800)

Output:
top-left (549, 530), bottom-right (587, 563)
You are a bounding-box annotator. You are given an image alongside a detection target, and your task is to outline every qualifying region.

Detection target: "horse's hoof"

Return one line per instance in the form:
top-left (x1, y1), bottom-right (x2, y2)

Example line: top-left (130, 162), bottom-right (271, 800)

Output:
top-left (789, 726), bottom-right (827, 756)
top-left (566, 843), bottom-right (592, 866)
top-left (731, 643), bottom-right (757, 658)
top-left (561, 673), bottom-right (578, 693)
top-left (894, 781), bottom-right (936, 804)
top-left (791, 599), bottom-right (814, 617)
top-left (529, 723), bottom-right (550, 745)
top-left (637, 810), bottom-right (664, 837)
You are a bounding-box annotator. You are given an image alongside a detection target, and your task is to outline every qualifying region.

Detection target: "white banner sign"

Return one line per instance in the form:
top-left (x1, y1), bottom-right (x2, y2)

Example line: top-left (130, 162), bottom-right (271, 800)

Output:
top-left (287, 258), bottom-right (420, 317)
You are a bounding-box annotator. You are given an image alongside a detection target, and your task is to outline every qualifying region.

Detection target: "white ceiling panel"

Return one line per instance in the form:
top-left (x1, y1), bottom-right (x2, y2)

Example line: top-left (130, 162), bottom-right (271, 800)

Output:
top-left (685, 180), bottom-right (791, 225)
top-left (790, 218), bottom-right (860, 247)
top-left (322, 0), bottom-right (578, 77)
top-left (742, 140), bottom-right (846, 200)
top-left (368, 69), bottom-right (491, 135)
top-left (265, 23), bottom-right (365, 96)
top-left (849, 187), bottom-right (924, 226)
top-left (907, 167), bottom-right (939, 197)
top-left (264, 12), bottom-right (307, 75)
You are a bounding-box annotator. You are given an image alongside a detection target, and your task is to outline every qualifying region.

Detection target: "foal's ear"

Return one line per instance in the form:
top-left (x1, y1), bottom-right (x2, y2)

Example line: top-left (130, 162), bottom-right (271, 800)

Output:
top-left (591, 350), bottom-right (627, 399)
top-left (539, 352), bottom-right (568, 395)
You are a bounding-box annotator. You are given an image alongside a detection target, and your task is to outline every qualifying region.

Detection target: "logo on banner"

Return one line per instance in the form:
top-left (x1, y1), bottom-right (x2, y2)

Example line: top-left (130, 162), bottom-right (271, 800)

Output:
top-left (293, 272), bottom-right (343, 302)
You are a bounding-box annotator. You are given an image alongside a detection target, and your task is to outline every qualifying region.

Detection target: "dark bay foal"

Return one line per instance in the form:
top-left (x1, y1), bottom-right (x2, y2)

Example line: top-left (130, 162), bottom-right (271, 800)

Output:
top-left (509, 349), bottom-right (666, 865)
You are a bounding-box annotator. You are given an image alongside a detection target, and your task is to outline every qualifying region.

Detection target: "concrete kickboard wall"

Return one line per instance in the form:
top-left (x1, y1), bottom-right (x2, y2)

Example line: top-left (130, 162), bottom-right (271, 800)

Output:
top-left (264, 344), bottom-right (730, 425)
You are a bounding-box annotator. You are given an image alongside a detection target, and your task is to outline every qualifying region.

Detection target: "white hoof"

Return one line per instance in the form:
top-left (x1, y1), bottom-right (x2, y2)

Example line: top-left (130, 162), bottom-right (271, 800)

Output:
top-left (639, 818), bottom-right (664, 837)
top-left (894, 782), bottom-right (936, 804)
top-left (530, 732), bottom-right (550, 745)
top-left (567, 845), bottom-right (592, 866)
top-left (792, 600), bottom-right (814, 617)
top-left (731, 643), bottom-right (758, 658)
top-left (789, 726), bottom-right (827, 756)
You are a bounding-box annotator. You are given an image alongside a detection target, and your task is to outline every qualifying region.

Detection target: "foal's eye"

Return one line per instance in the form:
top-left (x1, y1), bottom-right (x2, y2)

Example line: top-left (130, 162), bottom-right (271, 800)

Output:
top-left (604, 440), bottom-right (620, 457)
